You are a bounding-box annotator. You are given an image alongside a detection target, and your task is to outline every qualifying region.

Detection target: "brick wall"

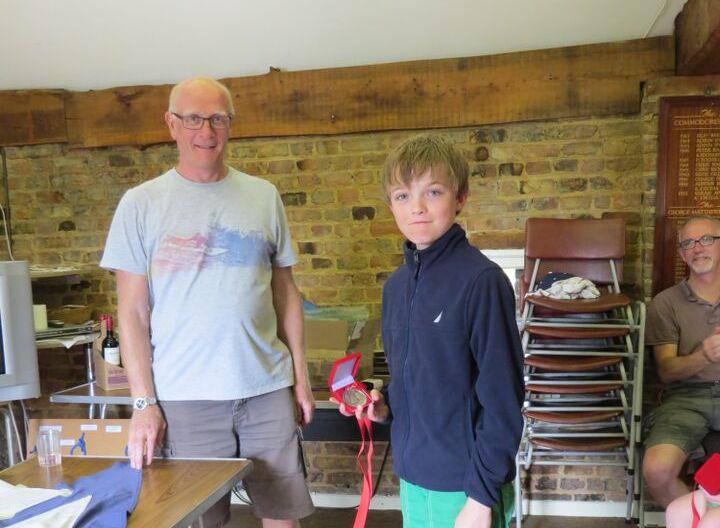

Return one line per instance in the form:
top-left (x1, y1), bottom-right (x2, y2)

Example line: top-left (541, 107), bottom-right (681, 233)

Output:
top-left (0, 113), bottom-right (647, 493)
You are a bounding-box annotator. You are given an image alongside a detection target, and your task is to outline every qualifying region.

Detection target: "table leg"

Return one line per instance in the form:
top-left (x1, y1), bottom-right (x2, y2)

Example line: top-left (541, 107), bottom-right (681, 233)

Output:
top-left (1, 405), bottom-right (15, 466)
top-left (84, 342), bottom-right (96, 418)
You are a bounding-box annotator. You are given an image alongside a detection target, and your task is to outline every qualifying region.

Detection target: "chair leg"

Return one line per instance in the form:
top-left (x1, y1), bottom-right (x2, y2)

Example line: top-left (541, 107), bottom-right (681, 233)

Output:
top-left (514, 454), bottom-right (523, 528)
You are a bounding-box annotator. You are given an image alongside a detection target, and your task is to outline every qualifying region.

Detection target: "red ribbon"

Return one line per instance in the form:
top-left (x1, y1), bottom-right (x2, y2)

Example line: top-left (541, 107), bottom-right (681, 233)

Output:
top-left (353, 416), bottom-right (374, 528)
top-left (691, 489), bottom-right (700, 528)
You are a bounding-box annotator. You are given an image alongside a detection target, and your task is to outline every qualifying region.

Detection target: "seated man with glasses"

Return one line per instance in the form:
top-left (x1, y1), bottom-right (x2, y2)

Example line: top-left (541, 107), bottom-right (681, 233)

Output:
top-left (643, 215), bottom-right (720, 509)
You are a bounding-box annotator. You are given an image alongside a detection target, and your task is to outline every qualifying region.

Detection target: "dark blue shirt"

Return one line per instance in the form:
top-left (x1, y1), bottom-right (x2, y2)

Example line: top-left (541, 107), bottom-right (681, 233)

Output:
top-left (382, 223), bottom-right (524, 507)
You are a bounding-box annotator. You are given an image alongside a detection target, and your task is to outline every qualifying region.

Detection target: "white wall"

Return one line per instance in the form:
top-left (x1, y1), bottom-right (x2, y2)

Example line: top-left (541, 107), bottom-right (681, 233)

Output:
top-left (0, 0), bottom-right (685, 91)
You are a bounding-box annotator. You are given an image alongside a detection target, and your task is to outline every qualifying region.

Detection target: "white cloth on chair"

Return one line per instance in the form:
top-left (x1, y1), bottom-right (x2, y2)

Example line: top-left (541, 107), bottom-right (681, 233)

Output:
top-left (533, 276), bottom-right (600, 300)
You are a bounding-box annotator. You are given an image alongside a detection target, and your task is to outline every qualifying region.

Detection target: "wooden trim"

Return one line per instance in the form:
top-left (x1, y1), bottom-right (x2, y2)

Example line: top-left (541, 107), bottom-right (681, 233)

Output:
top-left (65, 85), bottom-right (172, 148)
top-left (676, 0), bottom-right (720, 76)
top-left (0, 90), bottom-right (67, 146)
top-left (2, 37), bottom-right (674, 148)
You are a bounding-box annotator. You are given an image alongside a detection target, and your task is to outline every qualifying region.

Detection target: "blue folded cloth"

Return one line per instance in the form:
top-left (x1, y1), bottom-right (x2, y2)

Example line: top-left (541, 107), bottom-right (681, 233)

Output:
top-left (1, 461), bottom-right (142, 527)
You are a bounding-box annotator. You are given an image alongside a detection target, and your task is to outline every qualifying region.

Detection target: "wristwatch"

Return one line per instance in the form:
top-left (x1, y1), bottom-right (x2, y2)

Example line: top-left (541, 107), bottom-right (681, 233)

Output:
top-left (132, 396), bottom-right (157, 411)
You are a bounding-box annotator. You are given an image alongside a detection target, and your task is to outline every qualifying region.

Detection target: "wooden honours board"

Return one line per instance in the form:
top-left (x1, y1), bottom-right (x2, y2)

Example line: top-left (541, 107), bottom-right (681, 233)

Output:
top-left (654, 96), bottom-right (720, 295)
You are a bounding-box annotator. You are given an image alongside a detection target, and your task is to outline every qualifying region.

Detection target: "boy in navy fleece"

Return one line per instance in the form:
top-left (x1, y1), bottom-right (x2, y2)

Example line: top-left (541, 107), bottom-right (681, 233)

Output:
top-left (338, 134), bottom-right (524, 528)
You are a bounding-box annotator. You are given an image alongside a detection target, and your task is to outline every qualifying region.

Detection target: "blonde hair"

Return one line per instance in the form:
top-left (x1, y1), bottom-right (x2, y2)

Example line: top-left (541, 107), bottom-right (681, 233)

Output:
top-left (381, 134), bottom-right (469, 203)
top-left (168, 76), bottom-right (234, 115)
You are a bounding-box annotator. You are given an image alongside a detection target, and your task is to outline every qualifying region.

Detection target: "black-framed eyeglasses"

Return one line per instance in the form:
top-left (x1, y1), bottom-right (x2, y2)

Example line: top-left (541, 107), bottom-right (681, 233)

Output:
top-left (678, 234), bottom-right (720, 250)
top-left (171, 112), bottom-right (233, 130)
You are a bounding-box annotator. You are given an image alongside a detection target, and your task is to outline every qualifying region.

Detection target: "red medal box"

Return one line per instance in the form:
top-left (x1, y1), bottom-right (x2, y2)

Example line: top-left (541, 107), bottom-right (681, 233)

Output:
top-left (695, 453), bottom-right (720, 495)
top-left (328, 352), bottom-right (372, 412)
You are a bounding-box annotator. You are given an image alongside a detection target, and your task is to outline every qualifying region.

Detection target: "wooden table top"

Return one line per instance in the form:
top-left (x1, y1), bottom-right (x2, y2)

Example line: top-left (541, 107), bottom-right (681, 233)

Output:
top-left (0, 456), bottom-right (253, 528)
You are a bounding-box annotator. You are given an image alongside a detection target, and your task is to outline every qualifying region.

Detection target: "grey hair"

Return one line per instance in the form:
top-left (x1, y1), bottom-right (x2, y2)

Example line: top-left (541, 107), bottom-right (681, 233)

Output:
top-left (168, 77), bottom-right (234, 115)
top-left (678, 215), bottom-right (720, 239)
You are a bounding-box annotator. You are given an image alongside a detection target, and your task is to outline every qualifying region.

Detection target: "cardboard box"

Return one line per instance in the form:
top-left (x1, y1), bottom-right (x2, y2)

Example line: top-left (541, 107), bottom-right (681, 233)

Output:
top-left (92, 321), bottom-right (129, 390)
top-left (27, 419), bottom-right (130, 458)
top-left (304, 318), bottom-right (350, 350)
top-left (306, 318), bottom-right (380, 389)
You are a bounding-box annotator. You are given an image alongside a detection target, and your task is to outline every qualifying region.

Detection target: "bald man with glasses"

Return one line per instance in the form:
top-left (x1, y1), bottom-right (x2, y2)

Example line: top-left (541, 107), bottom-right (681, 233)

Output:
top-left (101, 77), bottom-right (314, 528)
top-left (643, 215), bottom-right (720, 508)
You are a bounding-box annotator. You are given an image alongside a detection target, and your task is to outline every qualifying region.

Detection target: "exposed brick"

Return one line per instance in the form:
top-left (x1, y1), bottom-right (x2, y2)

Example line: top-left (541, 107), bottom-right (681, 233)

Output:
top-left (532, 197), bottom-right (559, 210)
top-left (525, 161), bottom-right (551, 175)
top-left (553, 158), bottom-right (578, 172)
top-left (499, 162), bottom-right (524, 176)
top-left (256, 143), bottom-right (289, 157)
top-left (316, 140), bottom-right (339, 155)
top-left (6, 108), bottom-right (658, 498)
top-left (559, 177), bottom-right (588, 192)
top-left (352, 206), bottom-right (376, 220)
top-left (311, 190), bottom-right (335, 205)
top-left (281, 192), bottom-right (307, 206)
top-left (290, 142), bottom-right (315, 156)
top-left (341, 137), bottom-right (386, 151)
top-left (561, 141), bottom-right (601, 156)
top-left (560, 478), bottom-right (585, 490)
top-left (297, 242), bottom-right (317, 254)
top-left (590, 176), bottom-right (613, 190)
top-left (508, 125), bottom-right (546, 142)
top-left (268, 160), bottom-right (295, 174)
top-left (555, 124), bottom-right (598, 139)
top-left (296, 158), bottom-right (332, 172)
top-left (108, 155), bottom-right (133, 167)
top-left (472, 128), bottom-right (506, 143)
top-left (311, 258), bottom-right (332, 269)
top-left (470, 164), bottom-right (496, 178)
top-left (606, 157), bottom-right (640, 172)
top-left (534, 476), bottom-right (557, 490)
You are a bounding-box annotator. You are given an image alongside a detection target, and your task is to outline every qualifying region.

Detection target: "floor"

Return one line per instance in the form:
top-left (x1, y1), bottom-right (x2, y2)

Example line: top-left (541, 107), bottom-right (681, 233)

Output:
top-left (229, 505), bottom-right (634, 527)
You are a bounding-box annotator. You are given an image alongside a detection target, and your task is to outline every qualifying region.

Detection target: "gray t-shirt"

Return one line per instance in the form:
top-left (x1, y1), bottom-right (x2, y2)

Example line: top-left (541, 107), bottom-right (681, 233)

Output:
top-left (100, 167), bottom-right (298, 400)
top-left (646, 279), bottom-right (720, 384)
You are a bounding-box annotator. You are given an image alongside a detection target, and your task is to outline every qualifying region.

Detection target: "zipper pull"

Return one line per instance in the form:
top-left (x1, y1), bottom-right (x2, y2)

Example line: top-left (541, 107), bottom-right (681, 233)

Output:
top-left (413, 250), bottom-right (420, 279)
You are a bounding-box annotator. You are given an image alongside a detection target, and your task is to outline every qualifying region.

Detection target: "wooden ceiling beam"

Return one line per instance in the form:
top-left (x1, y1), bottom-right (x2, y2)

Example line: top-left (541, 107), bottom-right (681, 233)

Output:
top-left (0, 91), bottom-right (67, 146)
top-left (676, 0), bottom-right (720, 75)
top-left (1, 37), bottom-right (674, 148)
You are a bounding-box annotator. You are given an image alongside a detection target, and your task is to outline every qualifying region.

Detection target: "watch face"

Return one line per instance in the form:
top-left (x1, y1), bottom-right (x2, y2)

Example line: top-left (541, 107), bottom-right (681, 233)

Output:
top-left (134, 398), bottom-right (147, 411)
top-left (342, 387), bottom-right (369, 409)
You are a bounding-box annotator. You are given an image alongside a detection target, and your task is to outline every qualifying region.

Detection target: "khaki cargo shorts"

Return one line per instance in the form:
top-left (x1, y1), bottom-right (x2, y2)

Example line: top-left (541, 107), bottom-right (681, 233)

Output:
top-left (160, 387), bottom-right (314, 526)
top-left (643, 383), bottom-right (720, 454)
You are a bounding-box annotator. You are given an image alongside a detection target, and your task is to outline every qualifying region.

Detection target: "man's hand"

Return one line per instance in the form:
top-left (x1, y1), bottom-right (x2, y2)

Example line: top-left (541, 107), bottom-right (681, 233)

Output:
top-left (294, 382), bottom-right (315, 426)
top-left (700, 327), bottom-right (720, 363)
top-left (332, 389), bottom-right (390, 424)
top-left (128, 406), bottom-right (165, 469)
top-left (454, 498), bottom-right (492, 528)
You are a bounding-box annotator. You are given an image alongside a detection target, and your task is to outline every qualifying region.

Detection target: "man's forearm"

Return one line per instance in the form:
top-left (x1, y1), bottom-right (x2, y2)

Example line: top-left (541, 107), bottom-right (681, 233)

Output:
top-left (281, 289), bottom-right (311, 387)
top-left (118, 306), bottom-right (156, 398)
top-left (657, 347), bottom-right (713, 383)
top-left (272, 269), bottom-right (311, 387)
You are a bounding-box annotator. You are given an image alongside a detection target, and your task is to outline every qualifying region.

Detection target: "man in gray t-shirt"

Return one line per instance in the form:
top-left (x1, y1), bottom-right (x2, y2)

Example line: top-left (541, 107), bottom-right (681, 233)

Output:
top-left (642, 216), bottom-right (720, 508)
top-left (100, 77), bottom-right (314, 527)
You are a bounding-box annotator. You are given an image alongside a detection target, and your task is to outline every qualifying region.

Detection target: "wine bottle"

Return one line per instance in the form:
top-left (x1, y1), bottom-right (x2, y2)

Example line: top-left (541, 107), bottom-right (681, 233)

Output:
top-left (101, 314), bottom-right (121, 366)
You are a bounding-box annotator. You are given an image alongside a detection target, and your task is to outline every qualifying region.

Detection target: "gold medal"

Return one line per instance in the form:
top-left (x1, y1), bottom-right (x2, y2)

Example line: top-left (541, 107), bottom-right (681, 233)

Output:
top-left (343, 387), bottom-right (369, 408)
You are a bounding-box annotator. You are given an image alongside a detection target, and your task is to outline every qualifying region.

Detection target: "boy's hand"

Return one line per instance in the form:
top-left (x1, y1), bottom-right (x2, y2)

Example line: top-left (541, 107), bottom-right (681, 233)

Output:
top-left (331, 389), bottom-right (390, 423)
top-left (454, 498), bottom-right (492, 528)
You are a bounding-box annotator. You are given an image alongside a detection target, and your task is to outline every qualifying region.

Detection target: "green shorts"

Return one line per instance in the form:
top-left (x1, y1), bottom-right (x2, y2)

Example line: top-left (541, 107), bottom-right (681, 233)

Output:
top-left (399, 479), bottom-right (514, 528)
top-left (643, 383), bottom-right (720, 454)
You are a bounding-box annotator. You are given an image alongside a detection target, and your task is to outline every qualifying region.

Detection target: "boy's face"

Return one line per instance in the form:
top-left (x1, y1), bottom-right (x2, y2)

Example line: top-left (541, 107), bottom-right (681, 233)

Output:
top-left (387, 168), bottom-right (467, 250)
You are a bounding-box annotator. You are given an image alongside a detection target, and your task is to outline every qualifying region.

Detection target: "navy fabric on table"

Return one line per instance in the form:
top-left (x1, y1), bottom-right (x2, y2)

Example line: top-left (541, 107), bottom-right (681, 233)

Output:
top-left (1, 461), bottom-right (142, 527)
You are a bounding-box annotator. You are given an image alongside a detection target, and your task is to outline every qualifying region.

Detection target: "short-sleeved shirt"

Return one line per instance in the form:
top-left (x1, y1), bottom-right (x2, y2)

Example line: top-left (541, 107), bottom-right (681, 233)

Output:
top-left (646, 279), bottom-right (720, 384)
top-left (100, 167), bottom-right (298, 401)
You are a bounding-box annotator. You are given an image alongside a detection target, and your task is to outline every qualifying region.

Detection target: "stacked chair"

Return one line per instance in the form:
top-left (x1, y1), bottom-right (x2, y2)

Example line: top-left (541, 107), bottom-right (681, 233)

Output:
top-left (514, 217), bottom-right (646, 527)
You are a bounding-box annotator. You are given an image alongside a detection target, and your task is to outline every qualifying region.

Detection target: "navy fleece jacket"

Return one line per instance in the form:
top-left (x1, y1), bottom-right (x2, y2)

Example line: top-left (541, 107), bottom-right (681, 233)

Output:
top-left (381, 223), bottom-right (524, 507)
